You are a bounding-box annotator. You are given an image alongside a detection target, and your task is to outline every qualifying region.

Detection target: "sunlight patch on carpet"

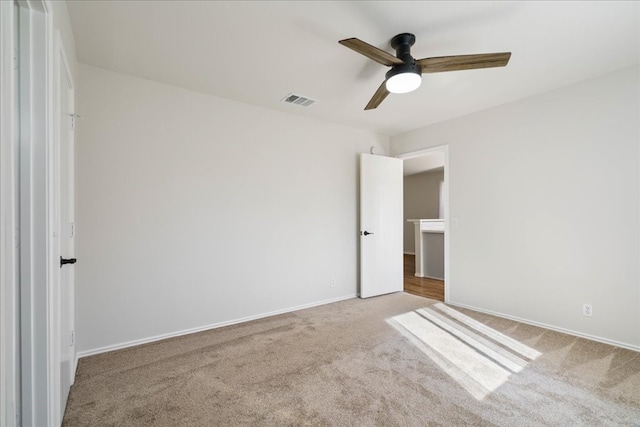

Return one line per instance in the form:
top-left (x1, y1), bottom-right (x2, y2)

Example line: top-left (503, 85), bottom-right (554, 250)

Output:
top-left (433, 303), bottom-right (542, 360)
top-left (387, 305), bottom-right (541, 400)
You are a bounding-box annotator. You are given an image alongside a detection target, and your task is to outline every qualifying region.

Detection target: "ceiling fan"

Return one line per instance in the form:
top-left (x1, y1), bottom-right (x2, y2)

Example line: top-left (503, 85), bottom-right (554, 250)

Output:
top-left (339, 33), bottom-right (511, 110)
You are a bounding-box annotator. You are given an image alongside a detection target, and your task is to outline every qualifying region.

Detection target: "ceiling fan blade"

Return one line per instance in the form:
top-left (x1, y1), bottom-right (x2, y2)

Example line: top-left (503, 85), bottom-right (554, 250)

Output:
top-left (339, 38), bottom-right (404, 67)
top-left (417, 52), bottom-right (511, 74)
top-left (364, 81), bottom-right (390, 110)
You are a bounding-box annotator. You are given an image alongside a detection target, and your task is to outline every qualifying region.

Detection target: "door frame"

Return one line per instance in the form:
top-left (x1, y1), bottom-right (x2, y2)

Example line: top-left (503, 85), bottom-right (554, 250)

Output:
top-left (0, 1), bottom-right (20, 424)
top-left (1, 0), bottom-right (57, 425)
top-left (21, 3), bottom-right (55, 425)
top-left (395, 145), bottom-right (450, 303)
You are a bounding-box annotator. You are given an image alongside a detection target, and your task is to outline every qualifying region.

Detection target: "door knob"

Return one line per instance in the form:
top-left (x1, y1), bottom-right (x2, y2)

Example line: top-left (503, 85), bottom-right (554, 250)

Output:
top-left (60, 257), bottom-right (77, 267)
top-left (362, 231), bottom-right (374, 236)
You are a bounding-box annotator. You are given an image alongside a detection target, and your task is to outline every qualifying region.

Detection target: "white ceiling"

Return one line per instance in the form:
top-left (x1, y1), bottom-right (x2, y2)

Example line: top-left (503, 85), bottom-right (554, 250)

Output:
top-left (67, 1), bottom-right (639, 136)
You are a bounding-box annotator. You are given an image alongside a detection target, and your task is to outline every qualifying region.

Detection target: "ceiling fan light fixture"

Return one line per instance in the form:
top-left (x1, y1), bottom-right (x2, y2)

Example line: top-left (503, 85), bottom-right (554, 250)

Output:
top-left (385, 63), bottom-right (422, 94)
top-left (386, 72), bottom-right (421, 94)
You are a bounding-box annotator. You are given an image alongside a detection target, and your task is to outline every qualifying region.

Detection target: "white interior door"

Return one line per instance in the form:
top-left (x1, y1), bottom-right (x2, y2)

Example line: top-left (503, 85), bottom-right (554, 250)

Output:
top-left (360, 153), bottom-right (403, 298)
top-left (58, 46), bottom-right (75, 415)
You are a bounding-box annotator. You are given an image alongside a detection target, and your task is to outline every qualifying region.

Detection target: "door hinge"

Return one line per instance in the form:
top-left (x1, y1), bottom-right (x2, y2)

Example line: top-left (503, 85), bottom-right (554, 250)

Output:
top-left (70, 330), bottom-right (75, 347)
top-left (68, 113), bottom-right (83, 130)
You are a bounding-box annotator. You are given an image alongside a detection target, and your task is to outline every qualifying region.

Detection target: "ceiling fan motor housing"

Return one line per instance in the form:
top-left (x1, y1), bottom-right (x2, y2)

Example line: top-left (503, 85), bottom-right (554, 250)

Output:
top-left (386, 33), bottom-right (421, 93)
top-left (385, 62), bottom-right (421, 81)
top-left (390, 33), bottom-right (417, 63)
top-left (387, 32), bottom-right (421, 80)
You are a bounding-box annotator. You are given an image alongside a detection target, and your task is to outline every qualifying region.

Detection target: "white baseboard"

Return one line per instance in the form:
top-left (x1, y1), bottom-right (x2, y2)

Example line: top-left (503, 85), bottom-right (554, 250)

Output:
top-left (77, 294), bottom-right (357, 359)
top-left (447, 300), bottom-right (640, 353)
top-left (403, 252), bottom-right (415, 255)
top-left (414, 274), bottom-right (444, 280)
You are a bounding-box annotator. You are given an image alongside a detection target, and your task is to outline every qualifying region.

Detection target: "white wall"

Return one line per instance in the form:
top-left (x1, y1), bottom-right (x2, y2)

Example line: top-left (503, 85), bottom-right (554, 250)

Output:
top-left (391, 66), bottom-right (640, 349)
top-left (76, 64), bottom-right (389, 354)
top-left (403, 170), bottom-right (444, 253)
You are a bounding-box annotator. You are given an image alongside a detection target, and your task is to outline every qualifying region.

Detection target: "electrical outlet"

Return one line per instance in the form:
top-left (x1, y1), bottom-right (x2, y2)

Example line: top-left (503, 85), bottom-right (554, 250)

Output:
top-left (583, 304), bottom-right (593, 317)
top-left (330, 278), bottom-right (337, 288)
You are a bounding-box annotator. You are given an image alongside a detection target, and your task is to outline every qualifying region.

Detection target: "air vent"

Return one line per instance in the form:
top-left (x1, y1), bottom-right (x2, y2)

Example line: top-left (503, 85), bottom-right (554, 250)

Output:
top-left (281, 93), bottom-right (316, 107)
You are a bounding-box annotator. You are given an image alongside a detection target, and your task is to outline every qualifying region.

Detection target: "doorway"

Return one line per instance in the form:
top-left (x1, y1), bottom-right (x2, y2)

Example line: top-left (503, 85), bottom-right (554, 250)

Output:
top-left (396, 146), bottom-right (449, 302)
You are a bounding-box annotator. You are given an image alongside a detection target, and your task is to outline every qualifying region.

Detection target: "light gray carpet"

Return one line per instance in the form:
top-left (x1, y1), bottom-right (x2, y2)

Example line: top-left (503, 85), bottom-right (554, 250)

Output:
top-left (63, 293), bottom-right (640, 426)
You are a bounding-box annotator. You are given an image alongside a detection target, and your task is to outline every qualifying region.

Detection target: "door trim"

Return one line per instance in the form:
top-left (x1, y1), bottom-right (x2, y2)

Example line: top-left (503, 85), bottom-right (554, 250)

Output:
top-left (0, 2), bottom-right (20, 425)
top-left (2, 1), bottom-right (56, 426)
top-left (395, 145), bottom-right (450, 303)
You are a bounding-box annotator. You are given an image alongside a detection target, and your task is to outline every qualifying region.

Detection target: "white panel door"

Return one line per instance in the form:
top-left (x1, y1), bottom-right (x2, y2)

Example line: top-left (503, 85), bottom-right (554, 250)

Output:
top-left (58, 47), bottom-right (76, 416)
top-left (360, 153), bottom-right (403, 298)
